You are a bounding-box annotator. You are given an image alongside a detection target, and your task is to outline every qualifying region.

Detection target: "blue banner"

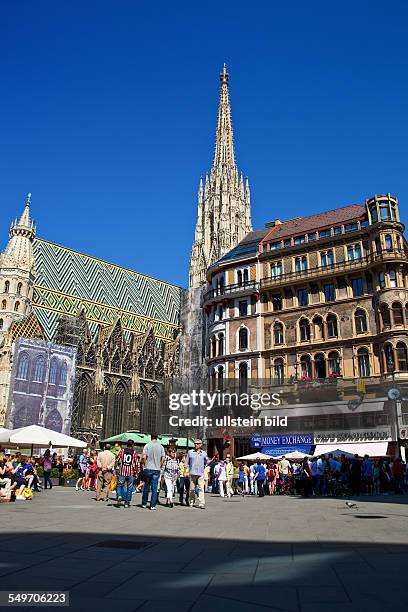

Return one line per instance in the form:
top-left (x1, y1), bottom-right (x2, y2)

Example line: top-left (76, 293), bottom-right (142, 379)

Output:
top-left (252, 433), bottom-right (314, 448)
top-left (261, 445), bottom-right (313, 457)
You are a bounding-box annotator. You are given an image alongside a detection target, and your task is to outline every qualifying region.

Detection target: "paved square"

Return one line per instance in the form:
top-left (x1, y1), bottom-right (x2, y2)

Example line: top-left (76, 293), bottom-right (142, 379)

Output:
top-left (1, 489), bottom-right (408, 611)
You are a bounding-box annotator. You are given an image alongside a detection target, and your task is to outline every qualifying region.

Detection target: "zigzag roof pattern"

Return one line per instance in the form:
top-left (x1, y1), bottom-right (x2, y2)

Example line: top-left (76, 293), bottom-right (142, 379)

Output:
top-left (31, 238), bottom-right (182, 342)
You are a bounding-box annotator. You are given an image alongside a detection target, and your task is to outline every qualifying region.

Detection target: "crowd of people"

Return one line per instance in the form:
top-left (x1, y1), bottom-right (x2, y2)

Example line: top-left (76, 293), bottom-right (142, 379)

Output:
top-left (2, 438), bottom-right (408, 506)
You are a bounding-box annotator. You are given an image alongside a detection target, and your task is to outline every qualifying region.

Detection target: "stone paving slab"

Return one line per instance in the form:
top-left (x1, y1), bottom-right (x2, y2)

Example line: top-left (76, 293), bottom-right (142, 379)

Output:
top-left (1, 488), bottom-right (407, 611)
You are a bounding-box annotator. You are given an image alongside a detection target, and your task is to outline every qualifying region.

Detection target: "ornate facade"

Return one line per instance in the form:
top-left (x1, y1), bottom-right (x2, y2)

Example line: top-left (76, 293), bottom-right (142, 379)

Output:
top-left (0, 198), bottom-right (181, 444)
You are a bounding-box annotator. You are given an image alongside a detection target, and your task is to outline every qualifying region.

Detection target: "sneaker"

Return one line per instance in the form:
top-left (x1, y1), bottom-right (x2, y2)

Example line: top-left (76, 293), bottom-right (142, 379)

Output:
top-left (199, 505), bottom-right (205, 509)
top-left (16, 495), bottom-right (25, 500)
top-left (141, 504), bottom-right (147, 509)
top-left (117, 496), bottom-right (123, 502)
top-left (75, 485), bottom-right (79, 491)
top-left (189, 500), bottom-right (194, 507)
top-left (150, 506), bottom-right (156, 510)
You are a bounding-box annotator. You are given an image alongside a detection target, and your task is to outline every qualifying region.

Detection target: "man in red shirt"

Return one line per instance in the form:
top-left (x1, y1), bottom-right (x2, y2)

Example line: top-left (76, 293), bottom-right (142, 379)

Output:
top-left (115, 440), bottom-right (139, 507)
top-left (391, 458), bottom-right (404, 495)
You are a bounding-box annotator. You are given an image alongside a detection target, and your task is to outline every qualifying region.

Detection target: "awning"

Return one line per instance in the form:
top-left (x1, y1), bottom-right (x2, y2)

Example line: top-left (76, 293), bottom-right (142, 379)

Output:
top-left (314, 441), bottom-right (389, 457)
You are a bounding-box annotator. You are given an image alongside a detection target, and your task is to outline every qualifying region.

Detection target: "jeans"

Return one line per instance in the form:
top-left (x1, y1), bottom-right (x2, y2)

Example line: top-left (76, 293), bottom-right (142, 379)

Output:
top-left (178, 476), bottom-right (190, 504)
top-left (44, 470), bottom-right (52, 489)
top-left (142, 469), bottom-right (160, 507)
top-left (117, 475), bottom-right (134, 504)
top-left (257, 479), bottom-right (265, 497)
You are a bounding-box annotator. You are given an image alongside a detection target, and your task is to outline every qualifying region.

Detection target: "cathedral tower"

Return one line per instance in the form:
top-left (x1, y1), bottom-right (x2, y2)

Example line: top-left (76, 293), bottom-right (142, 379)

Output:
top-left (0, 194), bottom-right (36, 337)
top-left (189, 65), bottom-right (252, 288)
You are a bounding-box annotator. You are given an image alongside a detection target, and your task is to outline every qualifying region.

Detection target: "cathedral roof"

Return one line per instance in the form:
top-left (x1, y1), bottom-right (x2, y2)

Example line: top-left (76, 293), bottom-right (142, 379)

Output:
top-left (31, 238), bottom-right (182, 342)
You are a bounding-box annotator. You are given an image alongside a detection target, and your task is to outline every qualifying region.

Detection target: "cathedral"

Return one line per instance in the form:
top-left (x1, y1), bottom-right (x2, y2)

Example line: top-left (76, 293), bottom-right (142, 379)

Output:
top-left (0, 65), bottom-right (247, 445)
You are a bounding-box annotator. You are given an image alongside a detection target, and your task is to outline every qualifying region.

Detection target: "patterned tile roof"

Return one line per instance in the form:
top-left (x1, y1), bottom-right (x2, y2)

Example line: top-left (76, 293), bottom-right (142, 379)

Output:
top-left (32, 239), bottom-right (182, 342)
top-left (261, 205), bottom-right (365, 244)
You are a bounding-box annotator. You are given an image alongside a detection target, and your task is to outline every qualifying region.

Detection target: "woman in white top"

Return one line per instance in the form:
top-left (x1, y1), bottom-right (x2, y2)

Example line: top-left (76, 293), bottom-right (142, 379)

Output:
top-left (215, 460), bottom-right (227, 497)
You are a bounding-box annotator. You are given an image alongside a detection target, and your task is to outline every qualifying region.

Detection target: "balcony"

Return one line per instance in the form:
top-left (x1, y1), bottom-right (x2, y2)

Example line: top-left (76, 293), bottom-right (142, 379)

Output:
top-left (203, 280), bottom-right (260, 305)
top-left (261, 249), bottom-right (407, 289)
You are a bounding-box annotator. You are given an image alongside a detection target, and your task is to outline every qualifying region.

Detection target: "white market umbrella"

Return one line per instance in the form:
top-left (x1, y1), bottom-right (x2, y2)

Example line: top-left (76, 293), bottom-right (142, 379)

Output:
top-left (236, 451), bottom-right (272, 461)
top-left (277, 451), bottom-right (312, 460)
top-left (313, 447), bottom-right (354, 459)
top-left (0, 425), bottom-right (87, 451)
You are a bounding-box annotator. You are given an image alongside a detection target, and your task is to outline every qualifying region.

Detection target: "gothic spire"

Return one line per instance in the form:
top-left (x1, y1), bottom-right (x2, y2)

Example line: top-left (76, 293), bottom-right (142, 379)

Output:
top-left (213, 63), bottom-right (235, 169)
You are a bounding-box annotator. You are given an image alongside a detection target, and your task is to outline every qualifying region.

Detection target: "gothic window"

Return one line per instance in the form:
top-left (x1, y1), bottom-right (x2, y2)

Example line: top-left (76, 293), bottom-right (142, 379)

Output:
top-left (17, 353), bottom-right (30, 379)
top-left (156, 359), bottom-right (164, 379)
top-left (355, 309), bottom-right (367, 334)
top-left (299, 318), bottom-right (310, 342)
top-left (78, 374), bottom-right (90, 428)
top-left (111, 383), bottom-right (125, 435)
top-left (59, 362), bottom-right (68, 386)
top-left (1, 300), bottom-right (6, 310)
top-left (111, 351), bottom-right (121, 374)
top-left (357, 348), bottom-right (370, 378)
top-left (238, 362), bottom-right (248, 392)
top-left (218, 333), bottom-right (224, 356)
top-left (327, 314), bottom-right (338, 338)
top-left (0, 318), bottom-right (3, 330)
top-left (17, 282), bottom-right (22, 295)
top-left (14, 301), bottom-right (20, 312)
top-left (49, 358), bottom-right (58, 384)
top-left (380, 304), bottom-right (391, 329)
top-left (103, 349), bottom-right (110, 370)
top-left (85, 346), bottom-right (96, 368)
top-left (273, 322), bottom-right (284, 345)
top-left (397, 342), bottom-right (408, 372)
top-left (328, 351), bottom-right (341, 375)
top-left (142, 389), bottom-right (158, 434)
top-left (33, 356), bottom-right (45, 382)
top-left (45, 409), bottom-right (63, 433)
top-left (300, 355), bottom-right (312, 378)
top-left (238, 328), bottom-right (248, 350)
top-left (392, 302), bottom-right (403, 326)
top-left (314, 353), bottom-right (326, 378)
top-left (122, 353), bottom-right (132, 375)
top-left (4, 281), bottom-right (9, 293)
top-left (13, 406), bottom-right (31, 428)
top-left (274, 358), bottom-right (284, 384)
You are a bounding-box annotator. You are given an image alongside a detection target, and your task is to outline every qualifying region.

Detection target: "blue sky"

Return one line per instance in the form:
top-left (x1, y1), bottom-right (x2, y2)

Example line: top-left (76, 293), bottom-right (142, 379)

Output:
top-left (1, 1), bottom-right (407, 287)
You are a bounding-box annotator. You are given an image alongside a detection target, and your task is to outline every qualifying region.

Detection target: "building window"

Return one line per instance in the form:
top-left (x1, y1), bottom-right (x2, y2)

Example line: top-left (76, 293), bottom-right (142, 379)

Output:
top-left (17, 353), bottom-right (29, 379)
top-left (237, 270), bottom-right (242, 286)
top-left (239, 300), bottom-right (247, 317)
top-left (358, 348), bottom-right (370, 377)
top-left (385, 344), bottom-right (395, 371)
top-left (297, 288), bottom-right (308, 306)
top-left (328, 351), bottom-right (341, 375)
top-left (385, 234), bottom-right (393, 252)
top-left (392, 302), bottom-right (403, 326)
top-left (379, 203), bottom-right (391, 221)
top-left (319, 229), bottom-right (331, 239)
top-left (379, 272), bottom-right (385, 289)
top-left (396, 342), bottom-right (408, 372)
top-left (243, 269), bottom-right (249, 285)
top-left (308, 232), bottom-right (317, 241)
top-left (274, 358), bottom-right (284, 384)
top-left (4, 281), bottom-right (9, 293)
top-left (33, 356), bottom-right (45, 382)
top-left (271, 261), bottom-right (282, 278)
top-left (380, 304), bottom-right (391, 329)
top-left (327, 314), bottom-right (338, 338)
top-left (323, 283), bottom-right (335, 302)
top-left (49, 359), bottom-right (58, 384)
top-left (295, 257), bottom-right (301, 273)
top-left (300, 355), bottom-right (312, 378)
top-left (218, 334), bottom-right (224, 356)
top-left (371, 206), bottom-right (379, 223)
top-left (14, 301), bottom-right (20, 312)
top-left (294, 235), bottom-right (305, 245)
top-left (272, 294), bottom-right (282, 311)
top-left (351, 277), bottom-right (363, 297)
top-left (355, 309), bottom-right (367, 333)
top-left (389, 269), bottom-right (397, 288)
top-left (299, 318), bottom-right (311, 342)
top-left (313, 316), bottom-right (325, 340)
top-left (270, 241), bottom-right (282, 250)
top-left (273, 322), bottom-right (284, 345)
top-left (1, 300), bottom-right (6, 310)
top-left (17, 282), bottom-right (22, 295)
top-left (239, 328), bottom-right (248, 350)
top-left (283, 238), bottom-right (291, 247)
top-left (321, 250), bottom-right (334, 269)
top-left (345, 223), bottom-right (358, 233)
top-left (314, 353), bottom-right (326, 378)
top-left (239, 362), bottom-right (248, 391)
top-left (0, 318), bottom-right (3, 330)
top-left (334, 226), bottom-right (342, 235)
